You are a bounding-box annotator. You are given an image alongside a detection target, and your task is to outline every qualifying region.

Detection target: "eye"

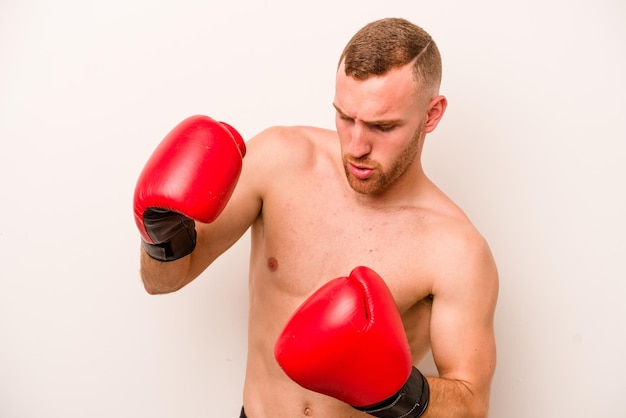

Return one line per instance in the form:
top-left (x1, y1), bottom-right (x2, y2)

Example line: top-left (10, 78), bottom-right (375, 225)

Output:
top-left (374, 124), bottom-right (395, 132)
top-left (337, 113), bottom-right (354, 123)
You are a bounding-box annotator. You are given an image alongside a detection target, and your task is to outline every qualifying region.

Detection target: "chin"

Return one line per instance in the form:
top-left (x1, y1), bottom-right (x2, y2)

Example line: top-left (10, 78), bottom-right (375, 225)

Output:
top-left (347, 177), bottom-right (383, 195)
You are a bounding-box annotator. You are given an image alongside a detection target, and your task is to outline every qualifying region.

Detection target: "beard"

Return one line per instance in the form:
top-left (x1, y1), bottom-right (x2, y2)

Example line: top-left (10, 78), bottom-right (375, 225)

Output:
top-left (343, 121), bottom-right (424, 195)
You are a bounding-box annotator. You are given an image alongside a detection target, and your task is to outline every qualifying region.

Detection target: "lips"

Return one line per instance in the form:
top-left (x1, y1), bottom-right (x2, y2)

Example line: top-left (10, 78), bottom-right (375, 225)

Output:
top-left (349, 163), bottom-right (374, 180)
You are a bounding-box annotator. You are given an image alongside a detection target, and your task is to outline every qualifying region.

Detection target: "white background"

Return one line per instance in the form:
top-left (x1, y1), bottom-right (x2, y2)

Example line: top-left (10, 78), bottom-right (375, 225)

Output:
top-left (1, 0), bottom-right (625, 417)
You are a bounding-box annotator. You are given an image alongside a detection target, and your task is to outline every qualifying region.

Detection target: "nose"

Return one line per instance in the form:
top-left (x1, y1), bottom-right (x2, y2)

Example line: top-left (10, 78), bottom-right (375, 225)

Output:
top-left (347, 123), bottom-right (372, 159)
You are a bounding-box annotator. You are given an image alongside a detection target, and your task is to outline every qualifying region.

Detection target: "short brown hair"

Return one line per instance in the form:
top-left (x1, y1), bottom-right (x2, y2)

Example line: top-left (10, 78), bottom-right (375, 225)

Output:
top-left (339, 18), bottom-right (442, 93)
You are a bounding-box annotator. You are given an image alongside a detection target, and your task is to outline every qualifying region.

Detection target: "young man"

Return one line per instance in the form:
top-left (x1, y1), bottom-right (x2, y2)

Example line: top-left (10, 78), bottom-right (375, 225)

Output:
top-left (134, 18), bottom-right (498, 418)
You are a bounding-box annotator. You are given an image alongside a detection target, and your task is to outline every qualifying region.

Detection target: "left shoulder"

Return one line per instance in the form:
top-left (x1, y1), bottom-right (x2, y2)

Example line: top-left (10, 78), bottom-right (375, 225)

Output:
top-left (428, 213), bottom-right (499, 313)
top-left (410, 184), bottom-right (498, 302)
top-left (388, 188), bottom-right (498, 309)
top-left (435, 208), bottom-right (496, 277)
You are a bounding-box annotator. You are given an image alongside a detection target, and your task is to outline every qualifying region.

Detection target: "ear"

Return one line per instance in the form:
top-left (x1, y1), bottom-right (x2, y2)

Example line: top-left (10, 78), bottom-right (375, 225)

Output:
top-left (423, 95), bottom-right (447, 134)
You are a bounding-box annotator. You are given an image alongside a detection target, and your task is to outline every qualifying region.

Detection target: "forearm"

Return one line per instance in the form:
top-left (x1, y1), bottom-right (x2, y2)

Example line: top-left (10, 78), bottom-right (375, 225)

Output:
top-left (139, 248), bottom-right (193, 294)
top-left (422, 376), bottom-right (489, 418)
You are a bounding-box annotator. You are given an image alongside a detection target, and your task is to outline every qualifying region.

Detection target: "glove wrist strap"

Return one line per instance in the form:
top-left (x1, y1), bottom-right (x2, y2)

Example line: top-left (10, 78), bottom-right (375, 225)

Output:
top-left (141, 231), bottom-right (196, 261)
top-left (355, 367), bottom-right (430, 418)
top-left (141, 209), bottom-right (196, 262)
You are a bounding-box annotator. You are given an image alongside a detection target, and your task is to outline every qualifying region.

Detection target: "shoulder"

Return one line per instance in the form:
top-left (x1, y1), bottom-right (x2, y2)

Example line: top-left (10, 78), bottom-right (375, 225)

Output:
top-left (427, 210), bottom-right (499, 309)
top-left (415, 187), bottom-right (498, 300)
top-left (238, 125), bottom-right (340, 199)
top-left (245, 125), bottom-right (337, 167)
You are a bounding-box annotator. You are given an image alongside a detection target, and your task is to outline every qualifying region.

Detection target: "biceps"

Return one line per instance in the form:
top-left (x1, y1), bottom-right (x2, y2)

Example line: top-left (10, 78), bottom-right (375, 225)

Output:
top-left (429, 295), bottom-right (497, 387)
top-left (188, 183), bottom-right (262, 279)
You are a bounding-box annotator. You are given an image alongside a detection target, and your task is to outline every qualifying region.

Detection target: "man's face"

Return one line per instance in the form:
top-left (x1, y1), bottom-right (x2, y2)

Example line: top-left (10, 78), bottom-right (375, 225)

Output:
top-left (334, 62), bottom-right (429, 196)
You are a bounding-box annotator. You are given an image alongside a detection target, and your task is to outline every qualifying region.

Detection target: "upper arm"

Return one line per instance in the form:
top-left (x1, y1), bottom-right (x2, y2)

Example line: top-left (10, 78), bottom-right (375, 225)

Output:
top-left (428, 230), bottom-right (499, 399)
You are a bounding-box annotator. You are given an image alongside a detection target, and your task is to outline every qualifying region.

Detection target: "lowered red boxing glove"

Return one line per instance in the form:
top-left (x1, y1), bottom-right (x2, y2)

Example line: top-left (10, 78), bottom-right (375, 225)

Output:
top-left (274, 266), bottom-right (429, 417)
top-left (134, 115), bottom-right (246, 261)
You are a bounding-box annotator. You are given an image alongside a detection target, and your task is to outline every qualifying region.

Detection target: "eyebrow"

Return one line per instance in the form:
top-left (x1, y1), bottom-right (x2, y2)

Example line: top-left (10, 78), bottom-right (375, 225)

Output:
top-left (332, 103), bottom-right (403, 127)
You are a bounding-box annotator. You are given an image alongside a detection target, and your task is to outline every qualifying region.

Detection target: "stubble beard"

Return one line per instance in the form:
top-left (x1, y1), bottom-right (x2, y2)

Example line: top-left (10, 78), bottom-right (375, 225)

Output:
top-left (343, 121), bottom-right (424, 195)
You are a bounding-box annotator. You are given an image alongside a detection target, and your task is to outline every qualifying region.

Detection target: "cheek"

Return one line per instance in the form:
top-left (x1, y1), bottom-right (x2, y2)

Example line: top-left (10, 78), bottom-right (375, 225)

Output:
top-left (335, 122), bottom-right (351, 149)
top-left (335, 115), bottom-right (349, 134)
top-left (379, 132), bottom-right (417, 165)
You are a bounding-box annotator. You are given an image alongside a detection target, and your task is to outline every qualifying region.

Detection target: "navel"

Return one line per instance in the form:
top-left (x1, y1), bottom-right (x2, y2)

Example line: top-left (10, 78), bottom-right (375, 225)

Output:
top-left (267, 256), bottom-right (279, 272)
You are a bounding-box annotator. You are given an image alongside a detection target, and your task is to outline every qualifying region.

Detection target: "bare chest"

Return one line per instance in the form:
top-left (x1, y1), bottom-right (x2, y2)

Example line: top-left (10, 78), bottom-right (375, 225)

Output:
top-left (252, 178), bottom-right (434, 312)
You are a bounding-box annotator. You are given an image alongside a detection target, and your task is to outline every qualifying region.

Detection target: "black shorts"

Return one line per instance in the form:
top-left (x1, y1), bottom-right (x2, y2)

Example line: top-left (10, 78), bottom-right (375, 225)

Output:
top-left (240, 407), bottom-right (247, 418)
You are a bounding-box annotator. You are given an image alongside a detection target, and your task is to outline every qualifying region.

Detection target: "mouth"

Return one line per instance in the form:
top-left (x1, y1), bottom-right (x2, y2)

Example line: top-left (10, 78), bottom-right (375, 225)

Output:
top-left (348, 162), bottom-right (374, 180)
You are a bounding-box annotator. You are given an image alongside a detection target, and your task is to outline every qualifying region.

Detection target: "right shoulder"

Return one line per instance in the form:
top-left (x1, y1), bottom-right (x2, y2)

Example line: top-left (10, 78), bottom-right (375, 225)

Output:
top-left (244, 125), bottom-right (337, 174)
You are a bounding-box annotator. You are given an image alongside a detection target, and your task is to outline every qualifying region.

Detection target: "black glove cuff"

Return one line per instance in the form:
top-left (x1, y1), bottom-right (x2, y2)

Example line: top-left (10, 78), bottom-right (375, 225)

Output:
top-left (141, 209), bottom-right (197, 262)
top-left (355, 367), bottom-right (430, 418)
top-left (141, 231), bottom-right (196, 261)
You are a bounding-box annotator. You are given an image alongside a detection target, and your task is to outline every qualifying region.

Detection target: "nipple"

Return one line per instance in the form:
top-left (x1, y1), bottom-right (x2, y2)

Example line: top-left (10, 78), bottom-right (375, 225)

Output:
top-left (267, 257), bottom-right (279, 272)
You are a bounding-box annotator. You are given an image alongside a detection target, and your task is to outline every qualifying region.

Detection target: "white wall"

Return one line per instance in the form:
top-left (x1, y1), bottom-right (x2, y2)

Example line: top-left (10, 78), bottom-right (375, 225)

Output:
top-left (1, 1), bottom-right (624, 417)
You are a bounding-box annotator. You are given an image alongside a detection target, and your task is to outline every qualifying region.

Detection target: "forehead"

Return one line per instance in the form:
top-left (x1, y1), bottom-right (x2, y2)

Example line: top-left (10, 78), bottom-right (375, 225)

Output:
top-left (334, 61), bottom-right (422, 120)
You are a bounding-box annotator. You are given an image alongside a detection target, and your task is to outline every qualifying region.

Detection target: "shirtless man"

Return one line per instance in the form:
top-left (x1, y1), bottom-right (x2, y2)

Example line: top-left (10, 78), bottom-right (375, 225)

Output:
top-left (134, 18), bottom-right (498, 418)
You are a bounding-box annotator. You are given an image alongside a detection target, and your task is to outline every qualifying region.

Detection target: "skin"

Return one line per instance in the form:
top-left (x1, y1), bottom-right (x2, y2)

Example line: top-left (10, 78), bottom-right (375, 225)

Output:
top-left (140, 60), bottom-right (499, 418)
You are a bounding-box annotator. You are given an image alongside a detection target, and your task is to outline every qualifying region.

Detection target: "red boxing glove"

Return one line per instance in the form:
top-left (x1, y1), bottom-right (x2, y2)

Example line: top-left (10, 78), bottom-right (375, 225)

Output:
top-left (134, 115), bottom-right (246, 261)
top-left (275, 266), bottom-right (429, 417)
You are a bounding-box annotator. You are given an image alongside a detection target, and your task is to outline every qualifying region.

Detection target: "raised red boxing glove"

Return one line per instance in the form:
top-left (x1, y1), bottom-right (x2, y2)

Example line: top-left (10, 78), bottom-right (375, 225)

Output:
top-left (134, 115), bottom-right (246, 261)
top-left (274, 266), bottom-right (429, 417)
